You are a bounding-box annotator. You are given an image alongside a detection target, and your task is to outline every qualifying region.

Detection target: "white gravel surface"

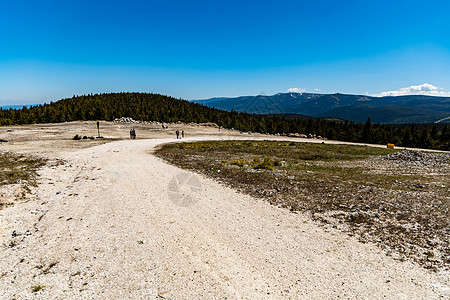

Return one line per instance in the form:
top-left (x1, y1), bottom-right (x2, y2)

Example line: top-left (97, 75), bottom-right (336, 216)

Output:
top-left (1, 136), bottom-right (449, 299)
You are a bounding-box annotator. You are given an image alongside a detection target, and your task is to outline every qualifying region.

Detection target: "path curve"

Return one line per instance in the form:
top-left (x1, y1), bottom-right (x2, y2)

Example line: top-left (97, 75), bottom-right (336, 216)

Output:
top-left (1, 137), bottom-right (449, 299)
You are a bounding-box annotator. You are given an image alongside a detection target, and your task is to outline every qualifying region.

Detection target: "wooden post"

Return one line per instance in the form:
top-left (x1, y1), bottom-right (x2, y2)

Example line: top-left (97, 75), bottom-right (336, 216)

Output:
top-left (97, 121), bottom-right (100, 137)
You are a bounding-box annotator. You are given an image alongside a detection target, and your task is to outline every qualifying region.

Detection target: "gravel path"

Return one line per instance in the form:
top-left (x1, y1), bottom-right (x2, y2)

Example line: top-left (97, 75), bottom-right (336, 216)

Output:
top-left (1, 137), bottom-right (449, 299)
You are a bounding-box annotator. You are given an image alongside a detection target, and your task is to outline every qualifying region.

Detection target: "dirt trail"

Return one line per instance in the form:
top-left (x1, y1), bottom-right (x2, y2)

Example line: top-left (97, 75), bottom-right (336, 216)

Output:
top-left (1, 137), bottom-right (449, 299)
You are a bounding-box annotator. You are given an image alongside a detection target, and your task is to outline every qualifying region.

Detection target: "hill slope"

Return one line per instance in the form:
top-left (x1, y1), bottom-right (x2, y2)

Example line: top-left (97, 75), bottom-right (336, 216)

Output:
top-left (194, 93), bottom-right (450, 124)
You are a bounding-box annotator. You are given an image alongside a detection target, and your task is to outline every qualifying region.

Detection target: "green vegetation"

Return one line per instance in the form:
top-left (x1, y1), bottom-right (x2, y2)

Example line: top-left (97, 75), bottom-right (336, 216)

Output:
top-left (174, 140), bottom-right (398, 161)
top-left (31, 285), bottom-right (44, 293)
top-left (0, 152), bottom-right (46, 208)
top-left (156, 140), bottom-right (450, 271)
top-left (230, 160), bottom-right (245, 167)
top-left (251, 157), bottom-right (275, 170)
top-left (0, 153), bottom-right (46, 186)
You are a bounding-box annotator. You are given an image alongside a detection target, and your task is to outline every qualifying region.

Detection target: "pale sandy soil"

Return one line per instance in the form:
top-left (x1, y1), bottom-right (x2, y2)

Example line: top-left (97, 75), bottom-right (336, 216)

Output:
top-left (0, 121), bottom-right (449, 299)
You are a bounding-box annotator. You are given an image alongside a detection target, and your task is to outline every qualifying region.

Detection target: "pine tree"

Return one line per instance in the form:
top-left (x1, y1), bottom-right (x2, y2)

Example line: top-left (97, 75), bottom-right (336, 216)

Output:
top-left (361, 118), bottom-right (372, 143)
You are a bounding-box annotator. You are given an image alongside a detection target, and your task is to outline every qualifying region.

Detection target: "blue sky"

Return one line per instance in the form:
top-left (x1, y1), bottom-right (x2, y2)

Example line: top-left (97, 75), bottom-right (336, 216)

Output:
top-left (1, 0), bottom-right (450, 105)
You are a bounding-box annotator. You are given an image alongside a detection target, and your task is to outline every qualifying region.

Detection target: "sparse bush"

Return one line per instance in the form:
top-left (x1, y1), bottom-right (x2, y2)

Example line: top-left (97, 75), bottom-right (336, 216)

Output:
top-left (273, 159), bottom-right (282, 166)
top-left (250, 157), bottom-right (260, 166)
top-left (252, 157), bottom-right (274, 170)
top-left (73, 134), bottom-right (81, 140)
top-left (230, 160), bottom-right (245, 167)
top-left (0, 153), bottom-right (46, 187)
top-left (31, 285), bottom-right (44, 293)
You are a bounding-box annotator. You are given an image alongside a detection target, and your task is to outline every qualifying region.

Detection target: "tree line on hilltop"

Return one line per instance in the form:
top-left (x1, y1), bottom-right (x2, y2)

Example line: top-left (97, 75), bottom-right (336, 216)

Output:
top-left (0, 92), bottom-right (449, 150)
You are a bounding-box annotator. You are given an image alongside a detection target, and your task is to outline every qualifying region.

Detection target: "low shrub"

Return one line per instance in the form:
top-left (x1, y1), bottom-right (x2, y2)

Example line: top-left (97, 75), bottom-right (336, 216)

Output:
top-left (252, 157), bottom-right (274, 170)
top-left (230, 160), bottom-right (245, 167)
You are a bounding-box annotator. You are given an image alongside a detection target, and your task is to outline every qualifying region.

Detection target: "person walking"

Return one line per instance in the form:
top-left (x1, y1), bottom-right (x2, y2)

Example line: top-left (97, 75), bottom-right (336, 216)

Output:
top-left (181, 130), bottom-right (185, 138)
top-left (176, 130), bottom-right (180, 139)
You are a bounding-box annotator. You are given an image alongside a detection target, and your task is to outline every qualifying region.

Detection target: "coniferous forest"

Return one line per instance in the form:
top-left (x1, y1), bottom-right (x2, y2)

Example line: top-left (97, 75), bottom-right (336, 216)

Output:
top-left (0, 92), bottom-right (449, 150)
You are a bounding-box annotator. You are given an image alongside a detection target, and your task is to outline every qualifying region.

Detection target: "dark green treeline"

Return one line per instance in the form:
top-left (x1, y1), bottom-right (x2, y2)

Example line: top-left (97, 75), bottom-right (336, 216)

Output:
top-left (0, 93), bottom-right (449, 150)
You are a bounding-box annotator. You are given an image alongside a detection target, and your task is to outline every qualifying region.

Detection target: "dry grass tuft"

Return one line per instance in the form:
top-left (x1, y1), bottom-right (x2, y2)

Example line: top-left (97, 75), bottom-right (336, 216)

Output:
top-left (0, 152), bottom-right (46, 207)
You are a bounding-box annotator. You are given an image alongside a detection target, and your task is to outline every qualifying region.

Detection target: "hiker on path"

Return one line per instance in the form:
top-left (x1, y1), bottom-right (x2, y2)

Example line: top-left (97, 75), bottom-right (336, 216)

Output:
top-left (176, 130), bottom-right (180, 139)
top-left (181, 130), bottom-right (184, 138)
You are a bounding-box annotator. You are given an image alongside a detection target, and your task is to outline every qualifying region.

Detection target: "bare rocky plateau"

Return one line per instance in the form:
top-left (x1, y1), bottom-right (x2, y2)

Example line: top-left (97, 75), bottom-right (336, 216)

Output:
top-left (0, 121), bottom-right (449, 299)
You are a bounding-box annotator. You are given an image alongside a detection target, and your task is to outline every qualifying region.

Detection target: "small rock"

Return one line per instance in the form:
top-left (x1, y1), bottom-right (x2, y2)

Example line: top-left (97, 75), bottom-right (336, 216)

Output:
top-left (12, 230), bottom-right (22, 237)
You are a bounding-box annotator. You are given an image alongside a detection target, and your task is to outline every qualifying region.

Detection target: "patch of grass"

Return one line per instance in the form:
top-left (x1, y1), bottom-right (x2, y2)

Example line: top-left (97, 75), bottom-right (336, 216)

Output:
top-left (169, 140), bottom-right (397, 161)
top-left (230, 160), bottom-right (245, 167)
top-left (0, 152), bottom-right (46, 186)
top-left (31, 285), bottom-right (44, 293)
top-left (251, 157), bottom-right (274, 170)
top-left (0, 152), bottom-right (47, 208)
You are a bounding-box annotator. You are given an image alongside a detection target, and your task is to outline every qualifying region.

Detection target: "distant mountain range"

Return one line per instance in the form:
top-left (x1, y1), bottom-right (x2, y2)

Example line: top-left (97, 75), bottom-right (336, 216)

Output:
top-left (193, 93), bottom-right (450, 124)
top-left (0, 104), bottom-right (39, 110)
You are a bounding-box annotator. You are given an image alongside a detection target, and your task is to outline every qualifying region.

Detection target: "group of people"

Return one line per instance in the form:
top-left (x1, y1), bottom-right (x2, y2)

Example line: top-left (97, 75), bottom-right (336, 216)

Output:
top-left (175, 130), bottom-right (184, 139)
top-left (129, 128), bottom-right (136, 139)
top-left (129, 127), bottom-right (186, 139)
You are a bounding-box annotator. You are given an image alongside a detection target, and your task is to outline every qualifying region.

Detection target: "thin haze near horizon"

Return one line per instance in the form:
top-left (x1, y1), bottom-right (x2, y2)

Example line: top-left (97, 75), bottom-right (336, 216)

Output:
top-left (1, 0), bottom-right (450, 106)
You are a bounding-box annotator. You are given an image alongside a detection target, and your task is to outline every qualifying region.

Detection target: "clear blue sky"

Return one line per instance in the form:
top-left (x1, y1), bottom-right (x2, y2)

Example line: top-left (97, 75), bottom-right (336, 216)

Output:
top-left (1, 0), bottom-right (450, 105)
